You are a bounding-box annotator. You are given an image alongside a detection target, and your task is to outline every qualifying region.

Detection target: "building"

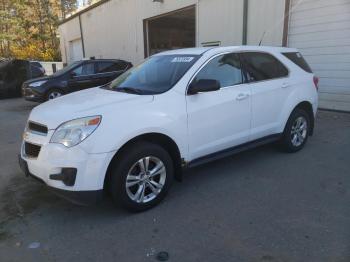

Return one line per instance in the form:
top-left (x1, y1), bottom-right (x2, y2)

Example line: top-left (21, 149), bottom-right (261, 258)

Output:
top-left (58, 0), bottom-right (350, 111)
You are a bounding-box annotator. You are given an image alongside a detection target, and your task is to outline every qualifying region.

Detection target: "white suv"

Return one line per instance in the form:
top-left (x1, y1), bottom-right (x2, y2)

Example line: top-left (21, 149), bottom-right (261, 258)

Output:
top-left (19, 46), bottom-right (318, 211)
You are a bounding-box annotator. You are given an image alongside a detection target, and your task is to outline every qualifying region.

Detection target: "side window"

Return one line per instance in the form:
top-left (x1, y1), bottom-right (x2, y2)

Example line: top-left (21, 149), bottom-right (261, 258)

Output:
top-left (97, 61), bottom-right (128, 73)
top-left (72, 63), bottom-right (95, 76)
top-left (282, 52), bottom-right (312, 73)
top-left (30, 65), bottom-right (43, 78)
top-left (241, 52), bottom-right (288, 82)
top-left (194, 53), bottom-right (243, 88)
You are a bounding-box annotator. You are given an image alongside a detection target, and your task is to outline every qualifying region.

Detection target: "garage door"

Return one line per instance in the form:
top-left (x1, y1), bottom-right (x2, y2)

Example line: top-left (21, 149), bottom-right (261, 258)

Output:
top-left (69, 38), bottom-right (83, 63)
top-left (288, 0), bottom-right (350, 111)
top-left (144, 6), bottom-right (196, 57)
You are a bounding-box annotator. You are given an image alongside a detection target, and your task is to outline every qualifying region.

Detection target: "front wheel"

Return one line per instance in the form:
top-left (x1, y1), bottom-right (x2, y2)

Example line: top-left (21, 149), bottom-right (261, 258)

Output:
top-left (110, 142), bottom-right (174, 212)
top-left (46, 89), bottom-right (63, 101)
top-left (280, 108), bottom-right (310, 153)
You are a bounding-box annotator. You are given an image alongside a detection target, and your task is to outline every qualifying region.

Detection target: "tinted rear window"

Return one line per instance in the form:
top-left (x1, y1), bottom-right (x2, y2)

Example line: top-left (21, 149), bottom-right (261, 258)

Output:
top-left (97, 61), bottom-right (127, 73)
top-left (282, 52), bottom-right (312, 73)
top-left (241, 52), bottom-right (289, 82)
top-left (30, 62), bottom-right (42, 68)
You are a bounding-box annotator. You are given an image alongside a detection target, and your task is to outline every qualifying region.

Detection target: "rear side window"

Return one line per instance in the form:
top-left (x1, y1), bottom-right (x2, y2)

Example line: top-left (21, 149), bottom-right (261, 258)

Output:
top-left (30, 65), bottom-right (43, 78)
top-left (241, 52), bottom-right (288, 82)
top-left (30, 62), bottom-right (42, 68)
top-left (282, 52), bottom-right (312, 73)
top-left (97, 62), bottom-right (127, 73)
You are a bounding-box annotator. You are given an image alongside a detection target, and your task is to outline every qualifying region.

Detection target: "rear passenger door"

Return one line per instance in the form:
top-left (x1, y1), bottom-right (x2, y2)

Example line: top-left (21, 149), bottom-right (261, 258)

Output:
top-left (95, 61), bottom-right (128, 86)
top-left (240, 52), bottom-right (291, 140)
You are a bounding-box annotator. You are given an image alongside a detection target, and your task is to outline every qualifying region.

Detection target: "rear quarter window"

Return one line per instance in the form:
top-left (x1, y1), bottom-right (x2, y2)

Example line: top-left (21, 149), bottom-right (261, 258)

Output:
top-left (241, 52), bottom-right (289, 82)
top-left (282, 52), bottom-right (312, 73)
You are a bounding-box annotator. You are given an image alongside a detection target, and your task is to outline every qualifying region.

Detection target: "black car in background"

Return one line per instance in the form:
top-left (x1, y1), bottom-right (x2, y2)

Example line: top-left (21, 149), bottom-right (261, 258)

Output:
top-left (0, 59), bottom-right (45, 98)
top-left (22, 59), bottom-right (133, 102)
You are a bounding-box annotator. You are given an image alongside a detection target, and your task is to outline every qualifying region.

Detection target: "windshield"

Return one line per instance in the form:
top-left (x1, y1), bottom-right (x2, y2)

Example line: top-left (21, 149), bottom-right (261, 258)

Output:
top-left (108, 55), bottom-right (199, 94)
top-left (51, 61), bottom-right (81, 77)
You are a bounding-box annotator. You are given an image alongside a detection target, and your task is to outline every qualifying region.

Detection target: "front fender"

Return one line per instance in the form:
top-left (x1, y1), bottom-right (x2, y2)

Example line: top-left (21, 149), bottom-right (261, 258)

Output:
top-left (79, 91), bottom-right (188, 159)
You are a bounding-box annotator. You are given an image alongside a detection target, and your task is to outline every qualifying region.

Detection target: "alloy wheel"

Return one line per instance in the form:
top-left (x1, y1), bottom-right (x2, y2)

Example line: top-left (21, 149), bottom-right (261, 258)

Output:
top-left (48, 91), bottom-right (62, 100)
top-left (125, 156), bottom-right (166, 204)
top-left (290, 116), bottom-right (308, 147)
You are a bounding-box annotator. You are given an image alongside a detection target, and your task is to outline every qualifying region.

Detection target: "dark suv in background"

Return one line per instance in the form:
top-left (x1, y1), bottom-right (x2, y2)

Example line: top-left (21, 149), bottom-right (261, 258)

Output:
top-left (22, 59), bottom-right (132, 102)
top-left (0, 59), bottom-right (45, 98)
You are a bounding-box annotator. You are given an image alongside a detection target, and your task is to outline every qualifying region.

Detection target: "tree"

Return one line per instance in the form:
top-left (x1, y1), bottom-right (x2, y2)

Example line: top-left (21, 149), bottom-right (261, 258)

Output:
top-left (0, 0), bottom-right (78, 61)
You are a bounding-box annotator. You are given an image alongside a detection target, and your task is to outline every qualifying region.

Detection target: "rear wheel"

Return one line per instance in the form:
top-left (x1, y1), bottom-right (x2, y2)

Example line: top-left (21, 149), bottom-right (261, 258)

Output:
top-left (109, 142), bottom-right (174, 212)
top-left (280, 108), bottom-right (310, 152)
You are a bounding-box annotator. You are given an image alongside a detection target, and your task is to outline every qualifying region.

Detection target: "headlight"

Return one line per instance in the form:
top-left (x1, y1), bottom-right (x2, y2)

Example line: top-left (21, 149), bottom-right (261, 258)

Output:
top-left (50, 116), bottom-right (101, 147)
top-left (29, 80), bottom-right (47, 87)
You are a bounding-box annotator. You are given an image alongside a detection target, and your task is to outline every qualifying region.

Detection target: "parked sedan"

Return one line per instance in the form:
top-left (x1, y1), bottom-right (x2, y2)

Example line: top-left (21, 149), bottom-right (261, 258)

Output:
top-left (22, 59), bottom-right (132, 102)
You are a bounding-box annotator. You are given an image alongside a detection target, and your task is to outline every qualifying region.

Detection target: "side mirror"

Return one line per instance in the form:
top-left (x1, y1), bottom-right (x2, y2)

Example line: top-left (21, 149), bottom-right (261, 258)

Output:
top-left (188, 79), bottom-right (220, 95)
top-left (70, 71), bottom-right (77, 78)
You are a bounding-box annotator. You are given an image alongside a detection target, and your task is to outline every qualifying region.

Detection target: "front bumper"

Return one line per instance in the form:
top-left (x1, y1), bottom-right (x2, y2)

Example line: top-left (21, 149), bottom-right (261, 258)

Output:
top-left (22, 86), bottom-right (44, 102)
top-left (18, 155), bottom-right (103, 205)
top-left (19, 130), bottom-right (114, 205)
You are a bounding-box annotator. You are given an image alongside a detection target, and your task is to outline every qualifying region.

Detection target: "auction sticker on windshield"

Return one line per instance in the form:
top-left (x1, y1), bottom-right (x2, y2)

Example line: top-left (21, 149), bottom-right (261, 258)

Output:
top-left (171, 57), bottom-right (194, 63)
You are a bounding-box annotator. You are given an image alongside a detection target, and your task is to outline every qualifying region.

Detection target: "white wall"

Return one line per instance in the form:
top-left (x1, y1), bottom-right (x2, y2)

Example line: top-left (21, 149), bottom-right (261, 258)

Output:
top-left (39, 62), bottom-right (64, 75)
top-left (59, 0), bottom-right (286, 65)
top-left (247, 0), bottom-right (286, 46)
top-left (58, 17), bottom-right (81, 63)
top-left (197, 0), bottom-right (244, 46)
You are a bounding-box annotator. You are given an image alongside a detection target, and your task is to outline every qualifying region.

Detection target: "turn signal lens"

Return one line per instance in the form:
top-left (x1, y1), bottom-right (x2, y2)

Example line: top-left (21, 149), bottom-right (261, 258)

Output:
top-left (88, 117), bottom-right (101, 126)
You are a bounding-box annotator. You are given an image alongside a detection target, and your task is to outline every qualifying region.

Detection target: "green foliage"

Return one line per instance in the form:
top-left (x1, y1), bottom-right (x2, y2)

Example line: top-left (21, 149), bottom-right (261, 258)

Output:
top-left (0, 0), bottom-right (78, 61)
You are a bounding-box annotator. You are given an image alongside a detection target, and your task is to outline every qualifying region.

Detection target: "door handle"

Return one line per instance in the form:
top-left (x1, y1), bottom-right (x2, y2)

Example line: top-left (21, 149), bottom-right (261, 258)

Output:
top-left (281, 82), bottom-right (290, 88)
top-left (236, 93), bottom-right (249, 101)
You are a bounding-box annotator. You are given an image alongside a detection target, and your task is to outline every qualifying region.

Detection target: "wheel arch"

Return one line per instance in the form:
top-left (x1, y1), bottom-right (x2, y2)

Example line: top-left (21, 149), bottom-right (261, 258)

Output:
top-left (104, 132), bottom-right (183, 191)
top-left (286, 101), bottom-right (315, 136)
top-left (46, 87), bottom-right (65, 97)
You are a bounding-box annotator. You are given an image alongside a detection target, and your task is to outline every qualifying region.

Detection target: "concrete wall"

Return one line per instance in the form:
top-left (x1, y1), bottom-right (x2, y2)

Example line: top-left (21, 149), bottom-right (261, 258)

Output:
top-left (247, 0), bottom-right (286, 46)
top-left (197, 0), bottom-right (244, 46)
top-left (59, 0), bottom-right (286, 65)
top-left (58, 17), bottom-right (81, 64)
top-left (39, 62), bottom-right (64, 75)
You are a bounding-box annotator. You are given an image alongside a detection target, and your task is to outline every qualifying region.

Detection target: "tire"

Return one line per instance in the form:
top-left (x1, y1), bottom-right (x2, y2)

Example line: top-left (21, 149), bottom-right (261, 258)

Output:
top-left (46, 89), bottom-right (63, 101)
top-left (109, 142), bottom-right (174, 212)
top-left (280, 108), bottom-right (310, 153)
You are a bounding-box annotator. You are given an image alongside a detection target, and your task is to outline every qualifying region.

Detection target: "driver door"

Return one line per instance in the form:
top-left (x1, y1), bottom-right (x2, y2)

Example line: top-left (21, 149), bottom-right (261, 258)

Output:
top-left (186, 53), bottom-right (251, 161)
top-left (68, 62), bottom-right (98, 92)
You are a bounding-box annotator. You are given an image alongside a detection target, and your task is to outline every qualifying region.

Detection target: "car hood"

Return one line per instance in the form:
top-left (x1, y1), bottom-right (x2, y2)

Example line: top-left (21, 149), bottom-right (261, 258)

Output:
top-left (29, 87), bottom-right (154, 129)
top-left (24, 75), bottom-right (53, 85)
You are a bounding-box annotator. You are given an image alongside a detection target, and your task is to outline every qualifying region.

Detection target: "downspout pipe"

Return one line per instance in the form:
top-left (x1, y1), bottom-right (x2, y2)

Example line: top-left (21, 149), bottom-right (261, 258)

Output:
top-left (242, 0), bottom-right (248, 45)
top-left (78, 14), bottom-right (86, 58)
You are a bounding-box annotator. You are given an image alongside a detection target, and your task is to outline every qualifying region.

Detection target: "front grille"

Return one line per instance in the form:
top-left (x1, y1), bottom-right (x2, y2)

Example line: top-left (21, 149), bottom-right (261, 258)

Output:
top-left (28, 121), bottom-right (48, 135)
top-left (24, 142), bottom-right (41, 158)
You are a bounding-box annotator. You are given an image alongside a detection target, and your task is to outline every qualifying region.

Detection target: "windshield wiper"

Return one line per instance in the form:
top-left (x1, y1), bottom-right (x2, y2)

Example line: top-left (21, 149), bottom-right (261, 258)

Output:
top-left (115, 87), bottom-right (143, 95)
